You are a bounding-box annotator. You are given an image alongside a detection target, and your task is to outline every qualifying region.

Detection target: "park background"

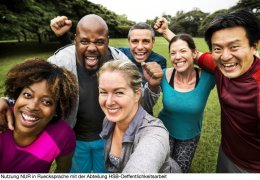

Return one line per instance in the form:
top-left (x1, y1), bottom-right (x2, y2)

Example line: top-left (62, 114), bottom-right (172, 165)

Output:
top-left (0, 0), bottom-right (259, 173)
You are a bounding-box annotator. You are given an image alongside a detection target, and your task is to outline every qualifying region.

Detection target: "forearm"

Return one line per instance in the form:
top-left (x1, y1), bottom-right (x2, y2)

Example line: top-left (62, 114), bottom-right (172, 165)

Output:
top-left (57, 33), bottom-right (73, 47)
top-left (141, 83), bottom-right (161, 114)
top-left (162, 28), bottom-right (176, 42)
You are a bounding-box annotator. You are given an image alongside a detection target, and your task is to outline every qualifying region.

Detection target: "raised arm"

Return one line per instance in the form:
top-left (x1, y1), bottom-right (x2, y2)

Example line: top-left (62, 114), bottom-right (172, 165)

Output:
top-left (154, 17), bottom-right (175, 42)
top-left (140, 62), bottom-right (163, 114)
top-left (154, 17), bottom-right (205, 65)
top-left (50, 16), bottom-right (73, 46)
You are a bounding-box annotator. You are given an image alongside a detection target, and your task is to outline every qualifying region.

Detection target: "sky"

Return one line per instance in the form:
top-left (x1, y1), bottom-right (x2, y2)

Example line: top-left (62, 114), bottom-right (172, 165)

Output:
top-left (89, 0), bottom-right (240, 22)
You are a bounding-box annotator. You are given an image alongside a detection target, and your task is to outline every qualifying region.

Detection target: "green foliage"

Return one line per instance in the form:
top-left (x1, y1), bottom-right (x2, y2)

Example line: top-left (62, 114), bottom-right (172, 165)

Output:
top-left (169, 8), bottom-right (208, 37)
top-left (198, 9), bottom-right (228, 36)
top-left (0, 0), bottom-right (134, 41)
top-left (230, 0), bottom-right (260, 19)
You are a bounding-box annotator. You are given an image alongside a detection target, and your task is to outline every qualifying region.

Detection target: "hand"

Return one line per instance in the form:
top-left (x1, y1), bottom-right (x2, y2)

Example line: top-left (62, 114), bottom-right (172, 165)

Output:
top-left (141, 62), bottom-right (163, 93)
top-left (154, 17), bottom-right (169, 34)
top-left (50, 16), bottom-right (72, 37)
top-left (0, 98), bottom-right (14, 132)
top-left (154, 17), bottom-right (175, 42)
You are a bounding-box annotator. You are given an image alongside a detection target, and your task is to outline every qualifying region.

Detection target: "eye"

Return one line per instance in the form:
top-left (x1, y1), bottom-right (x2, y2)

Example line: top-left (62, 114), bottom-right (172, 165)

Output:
top-left (130, 39), bottom-right (138, 44)
top-left (143, 39), bottom-right (150, 44)
top-left (80, 39), bottom-right (89, 45)
top-left (213, 47), bottom-right (222, 53)
top-left (42, 99), bottom-right (54, 106)
top-left (99, 91), bottom-right (107, 96)
top-left (95, 40), bottom-right (105, 46)
top-left (169, 52), bottom-right (176, 56)
top-left (181, 49), bottom-right (187, 53)
top-left (230, 45), bottom-right (239, 51)
top-left (23, 92), bottom-right (32, 99)
top-left (115, 91), bottom-right (124, 96)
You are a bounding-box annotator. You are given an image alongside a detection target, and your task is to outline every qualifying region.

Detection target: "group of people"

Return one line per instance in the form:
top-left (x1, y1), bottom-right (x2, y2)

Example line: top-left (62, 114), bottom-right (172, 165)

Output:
top-left (0, 8), bottom-right (259, 173)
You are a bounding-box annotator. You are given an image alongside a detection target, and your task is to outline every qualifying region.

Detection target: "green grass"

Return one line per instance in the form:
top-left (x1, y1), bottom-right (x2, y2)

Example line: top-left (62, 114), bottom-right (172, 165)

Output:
top-left (0, 37), bottom-right (227, 173)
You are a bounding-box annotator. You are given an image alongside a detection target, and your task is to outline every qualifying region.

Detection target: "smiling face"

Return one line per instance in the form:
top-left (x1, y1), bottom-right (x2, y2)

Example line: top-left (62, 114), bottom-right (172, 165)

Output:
top-left (13, 80), bottom-right (57, 137)
top-left (98, 71), bottom-right (141, 124)
top-left (128, 29), bottom-right (154, 63)
top-left (169, 39), bottom-right (196, 72)
top-left (211, 26), bottom-right (257, 78)
top-left (75, 18), bottom-right (109, 72)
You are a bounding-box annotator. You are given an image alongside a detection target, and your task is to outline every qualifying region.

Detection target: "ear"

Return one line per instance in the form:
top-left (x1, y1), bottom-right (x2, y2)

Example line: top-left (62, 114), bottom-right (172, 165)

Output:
top-left (74, 34), bottom-right (77, 43)
top-left (252, 41), bottom-right (259, 57)
top-left (192, 49), bottom-right (198, 59)
top-left (135, 88), bottom-right (142, 103)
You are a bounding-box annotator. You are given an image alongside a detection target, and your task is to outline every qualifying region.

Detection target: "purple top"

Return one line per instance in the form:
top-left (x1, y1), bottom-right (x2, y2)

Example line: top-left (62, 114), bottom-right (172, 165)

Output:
top-left (0, 120), bottom-right (76, 173)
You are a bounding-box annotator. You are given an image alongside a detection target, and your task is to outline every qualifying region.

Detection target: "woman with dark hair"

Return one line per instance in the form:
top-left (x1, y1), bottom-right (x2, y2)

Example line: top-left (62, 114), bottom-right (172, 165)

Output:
top-left (0, 58), bottom-right (79, 173)
top-left (157, 33), bottom-right (215, 173)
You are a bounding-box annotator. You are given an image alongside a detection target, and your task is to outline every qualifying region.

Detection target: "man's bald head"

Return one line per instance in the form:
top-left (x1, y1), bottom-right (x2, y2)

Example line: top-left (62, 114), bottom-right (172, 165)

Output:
top-left (74, 14), bottom-right (110, 72)
top-left (76, 14), bottom-right (109, 36)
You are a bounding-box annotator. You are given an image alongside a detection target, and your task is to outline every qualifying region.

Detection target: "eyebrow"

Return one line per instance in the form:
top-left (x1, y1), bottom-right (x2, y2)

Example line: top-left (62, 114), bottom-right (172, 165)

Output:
top-left (212, 39), bottom-right (241, 46)
top-left (99, 87), bottom-right (126, 91)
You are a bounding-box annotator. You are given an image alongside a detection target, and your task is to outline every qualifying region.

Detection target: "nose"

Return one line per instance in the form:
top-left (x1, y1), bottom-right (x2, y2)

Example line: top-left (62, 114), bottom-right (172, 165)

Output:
top-left (86, 42), bottom-right (98, 52)
top-left (26, 100), bottom-right (40, 111)
top-left (136, 42), bottom-right (144, 50)
top-left (105, 94), bottom-right (115, 106)
top-left (175, 52), bottom-right (182, 60)
top-left (221, 48), bottom-right (232, 61)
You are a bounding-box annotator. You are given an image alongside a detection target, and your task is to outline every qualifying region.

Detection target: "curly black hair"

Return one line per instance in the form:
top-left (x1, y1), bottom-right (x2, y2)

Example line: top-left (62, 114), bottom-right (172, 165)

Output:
top-left (4, 58), bottom-right (79, 122)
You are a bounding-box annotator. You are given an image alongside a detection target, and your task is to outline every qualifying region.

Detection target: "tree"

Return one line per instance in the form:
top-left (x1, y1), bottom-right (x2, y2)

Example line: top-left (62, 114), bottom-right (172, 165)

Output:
top-left (230, 0), bottom-right (260, 19)
top-left (198, 9), bottom-right (228, 36)
top-left (169, 8), bottom-right (208, 37)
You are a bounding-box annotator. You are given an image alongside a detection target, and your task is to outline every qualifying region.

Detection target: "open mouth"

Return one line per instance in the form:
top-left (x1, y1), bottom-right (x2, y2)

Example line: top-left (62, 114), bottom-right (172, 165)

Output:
top-left (222, 63), bottom-right (238, 72)
top-left (21, 112), bottom-right (40, 127)
top-left (175, 61), bottom-right (186, 67)
top-left (84, 56), bottom-right (98, 67)
top-left (107, 107), bottom-right (120, 114)
top-left (134, 52), bottom-right (146, 60)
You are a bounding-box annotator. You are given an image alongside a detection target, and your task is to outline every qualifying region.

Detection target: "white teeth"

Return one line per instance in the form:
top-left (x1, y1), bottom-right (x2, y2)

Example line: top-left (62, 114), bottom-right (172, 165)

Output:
top-left (107, 108), bottom-right (119, 113)
top-left (223, 63), bottom-right (236, 67)
top-left (87, 56), bottom-right (97, 60)
top-left (136, 52), bottom-right (145, 55)
top-left (176, 62), bottom-right (185, 67)
top-left (22, 113), bottom-right (38, 121)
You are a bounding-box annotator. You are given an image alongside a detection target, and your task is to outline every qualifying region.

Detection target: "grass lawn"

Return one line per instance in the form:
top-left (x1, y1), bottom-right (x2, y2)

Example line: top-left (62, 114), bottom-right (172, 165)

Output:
top-left (0, 37), bottom-right (221, 173)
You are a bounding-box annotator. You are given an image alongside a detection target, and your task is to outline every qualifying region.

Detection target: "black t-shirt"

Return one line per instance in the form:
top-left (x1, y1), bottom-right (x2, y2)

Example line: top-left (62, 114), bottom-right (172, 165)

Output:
top-left (73, 63), bottom-right (105, 141)
top-left (74, 50), bottom-right (113, 141)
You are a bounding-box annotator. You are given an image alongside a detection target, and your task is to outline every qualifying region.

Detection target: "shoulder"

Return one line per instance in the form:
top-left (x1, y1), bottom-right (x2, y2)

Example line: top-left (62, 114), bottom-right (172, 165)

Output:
top-left (48, 44), bottom-right (75, 61)
top-left (201, 69), bottom-right (215, 78)
top-left (45, 120), bottom-right (75, 141)
top-left (252, 57), bottom-right (260, 81)
top-left (54, 44), bottom-right (75, 56)
top-left (141, 113), bottom-right (168, 134)
top-left (109, 46), bottom-right (129, 61)
top-left (48, 44), bottom-right (77, 71)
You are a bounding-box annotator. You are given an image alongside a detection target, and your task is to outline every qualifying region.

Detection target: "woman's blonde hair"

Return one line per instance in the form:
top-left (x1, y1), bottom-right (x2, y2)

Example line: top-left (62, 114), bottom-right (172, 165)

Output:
top-left (97, 60), bottom-right (142, 93)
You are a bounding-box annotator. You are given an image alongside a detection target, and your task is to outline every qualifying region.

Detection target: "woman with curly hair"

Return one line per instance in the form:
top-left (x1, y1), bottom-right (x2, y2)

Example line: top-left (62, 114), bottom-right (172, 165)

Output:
top-left (0, 58), bottom-right (79, 173)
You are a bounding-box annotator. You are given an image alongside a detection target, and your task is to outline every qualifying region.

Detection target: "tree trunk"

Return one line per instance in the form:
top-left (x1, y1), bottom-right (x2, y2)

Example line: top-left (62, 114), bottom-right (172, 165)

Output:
top-left (37, 33), bottom-right (42, 44)
top-left (21, 30), bottom-right (27, 42)
top-left (16, 35), bottom-right (21, 43)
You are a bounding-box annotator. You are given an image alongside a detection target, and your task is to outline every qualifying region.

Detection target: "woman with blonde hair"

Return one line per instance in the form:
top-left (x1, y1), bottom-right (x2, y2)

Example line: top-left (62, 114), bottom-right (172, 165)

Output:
top-left (98, 60), bottom-right (181, 173)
